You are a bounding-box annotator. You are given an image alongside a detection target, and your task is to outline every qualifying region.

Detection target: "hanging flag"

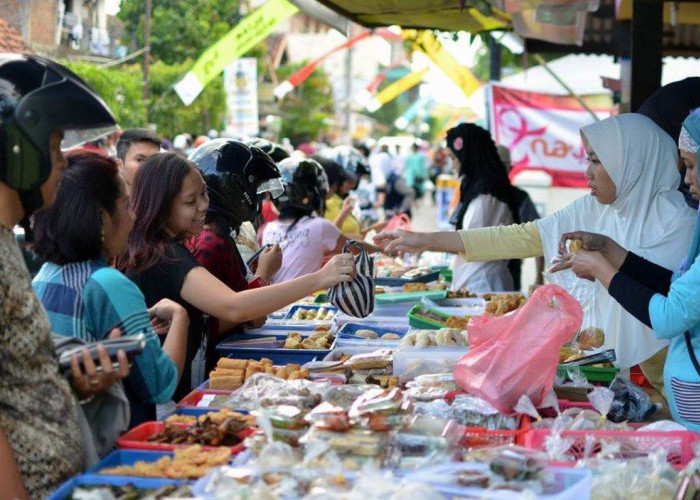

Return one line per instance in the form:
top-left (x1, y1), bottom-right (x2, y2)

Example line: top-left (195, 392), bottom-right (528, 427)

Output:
top-left (365, 68), bottom-right (428, 113)
top-left (394, 96), bottom-right (433, 130)
top-left (403, 30), bottom-right (481, 98)
top-left (273, 27), bottom-right (400, 100)
top-left (174, 0), bottom-right (298, 106)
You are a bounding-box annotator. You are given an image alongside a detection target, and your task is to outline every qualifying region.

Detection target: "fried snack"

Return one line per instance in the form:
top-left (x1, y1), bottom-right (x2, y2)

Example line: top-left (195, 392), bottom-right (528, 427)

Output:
top-left (568, 238), bottom-right (584, 252)
top-left (314, 324), bottom-right (332, 332)
top-left (217, 358), bottom-right (248, 370)
top-left (447, 289), bottom-right (477, 298)
top-left (435, 328), bottom-right (468, 347)
top-left (402, 282), bottom-right (428, 292)
top-left (345, 350), bottom-right (392, 370)
top-left (577, 327), bottom-right (605, 350)
top-left (210, 368), bottom-right (244, 378)
top-left (445, 315), bottom-right (470, 330)
top-left (415, 331), bottom-right (433, 347)
top-left (300, 338), bottom-right (318, 349)
top-left (483, 294), bottom-right (527, 316)
top-left (426, 283), bottom-right (448, 291)
top-left (100, 445), bottom-right (230, 479)
top-left (380, 333), bottom-right (401, 340)
top-left (209, 376), bottom-right (243, 390)
top-left (558, 346), bottom-right (584, 364)
top-left (286, 363), bottom-right (301, 372)
top-left (284, 337), bottom-right (301, 349)
top-left (355, 329), bottom-right (379, 339)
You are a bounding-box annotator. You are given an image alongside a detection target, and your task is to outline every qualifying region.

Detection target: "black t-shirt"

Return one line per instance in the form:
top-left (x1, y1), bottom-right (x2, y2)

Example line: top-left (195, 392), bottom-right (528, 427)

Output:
top-left (127, 241), bottom-right (206, 402)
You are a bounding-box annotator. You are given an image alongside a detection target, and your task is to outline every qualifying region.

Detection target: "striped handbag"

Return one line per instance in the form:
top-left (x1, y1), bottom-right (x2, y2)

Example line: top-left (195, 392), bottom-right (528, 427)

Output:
top-left (328, 240), bottom-right (375, 318)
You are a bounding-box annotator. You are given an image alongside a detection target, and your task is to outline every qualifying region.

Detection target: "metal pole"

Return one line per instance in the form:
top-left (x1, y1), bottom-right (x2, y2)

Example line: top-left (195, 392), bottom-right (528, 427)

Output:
top-left (488, 34), bottom-right (502, 82)
top-left (143, 0), bottom-right (152, 122)
top-left (532, 54), bottom-right (600, 122)
top-left (344, 42), bottom-right (353, 142)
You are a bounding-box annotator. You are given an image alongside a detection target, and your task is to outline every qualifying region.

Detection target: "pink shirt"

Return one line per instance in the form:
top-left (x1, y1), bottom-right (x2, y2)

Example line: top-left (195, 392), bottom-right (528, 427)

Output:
top-left (262, 216), bottom-right (341, 283)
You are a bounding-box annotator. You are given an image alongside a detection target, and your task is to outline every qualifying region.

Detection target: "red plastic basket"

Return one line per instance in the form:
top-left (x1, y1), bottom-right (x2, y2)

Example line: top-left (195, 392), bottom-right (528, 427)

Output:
top-left (523, 428), bottom-right (700, 469)
top-left (176, 389), bottom-right (232, 410)
top-left (117, 421), bottom-right (254, 454)
top-left (461, 415), bottom-right (530, 448)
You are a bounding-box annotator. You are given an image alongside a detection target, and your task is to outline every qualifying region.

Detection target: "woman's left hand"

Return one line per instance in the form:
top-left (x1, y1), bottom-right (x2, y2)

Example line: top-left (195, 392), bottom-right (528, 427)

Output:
top-left (70, 327), bottom-right (130, 400)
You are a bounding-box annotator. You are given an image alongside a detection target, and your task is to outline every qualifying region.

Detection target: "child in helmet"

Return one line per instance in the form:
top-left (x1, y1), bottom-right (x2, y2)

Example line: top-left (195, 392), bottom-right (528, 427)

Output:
top-left (261, 157), bottom-right (376, 283)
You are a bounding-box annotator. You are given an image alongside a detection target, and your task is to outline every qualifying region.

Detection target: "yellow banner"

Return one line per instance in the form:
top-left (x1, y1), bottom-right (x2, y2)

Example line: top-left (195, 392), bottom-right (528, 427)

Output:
top-left (404, 30), bottom-right (481, 98)
top-left (174, 0), bottom-right (298, 105)
top-left (365, 68), bottom-right (428, 113)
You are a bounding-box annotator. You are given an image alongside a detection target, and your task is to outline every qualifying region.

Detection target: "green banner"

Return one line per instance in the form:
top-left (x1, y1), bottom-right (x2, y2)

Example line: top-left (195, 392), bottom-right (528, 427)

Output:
top-left (174, 0), bottom-right (298, 105)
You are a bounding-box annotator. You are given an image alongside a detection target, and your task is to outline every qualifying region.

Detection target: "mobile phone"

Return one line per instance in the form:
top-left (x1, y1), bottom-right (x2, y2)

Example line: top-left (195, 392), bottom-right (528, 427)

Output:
top-left (57, 333), bottom-right (146, 376)
top-left (246, 244), bottom-right (272, 268)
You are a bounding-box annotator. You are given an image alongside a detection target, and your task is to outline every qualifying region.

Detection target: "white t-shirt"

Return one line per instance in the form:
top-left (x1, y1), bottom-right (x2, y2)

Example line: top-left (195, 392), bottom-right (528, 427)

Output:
top-left (262, 216), bottom-right (341, 283)
top-left (451, 194), bottom-right (514, 292)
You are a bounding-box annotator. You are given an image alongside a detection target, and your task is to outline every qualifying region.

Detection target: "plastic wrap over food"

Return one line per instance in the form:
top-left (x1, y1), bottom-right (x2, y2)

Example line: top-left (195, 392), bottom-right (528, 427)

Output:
top-left (587, 450), bottom-right (677, 499)
top-left (223, 373), bottom-right (328, 411)
top-left (450, 394), bottom-right (519, 430)
top-left (405, 373), bottom-right (457, 402)
top-left (608, 376), bottom-right (659, 422)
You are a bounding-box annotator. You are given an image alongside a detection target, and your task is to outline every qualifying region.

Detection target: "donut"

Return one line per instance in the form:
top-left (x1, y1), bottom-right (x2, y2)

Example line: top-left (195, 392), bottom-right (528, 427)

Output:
top-left (416, 331), bottom-right (433, 347)
top-left (436, 328), bottom-right (468, 347)
top-left (400, 332), bottom-right (418, 347)
top-left (356, 329), bottom-right (379, 339)
top-left (380, 333), bottom-right (401, 340)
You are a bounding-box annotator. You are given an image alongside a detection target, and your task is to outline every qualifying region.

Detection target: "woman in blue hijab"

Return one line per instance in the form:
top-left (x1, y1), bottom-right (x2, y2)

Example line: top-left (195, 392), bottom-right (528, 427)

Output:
top-left (553, 108), bottom-right (700, 431)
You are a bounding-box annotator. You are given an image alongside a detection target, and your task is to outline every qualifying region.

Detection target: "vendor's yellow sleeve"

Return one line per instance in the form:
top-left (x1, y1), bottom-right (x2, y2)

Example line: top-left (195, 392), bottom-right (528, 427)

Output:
top-left (458, 222), bottom-right (543, 261)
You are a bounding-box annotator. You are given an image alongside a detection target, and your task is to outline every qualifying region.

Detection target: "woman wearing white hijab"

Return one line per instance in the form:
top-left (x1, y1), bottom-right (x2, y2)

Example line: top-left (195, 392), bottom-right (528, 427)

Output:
top-left (552, 109), bottom-right (700, 430)
top-left (374, 114), bottom-right (696, 388)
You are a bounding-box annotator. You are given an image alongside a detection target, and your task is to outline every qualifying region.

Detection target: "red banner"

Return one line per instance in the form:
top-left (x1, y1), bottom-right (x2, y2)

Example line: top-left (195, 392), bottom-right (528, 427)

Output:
top-left (489, 83), bottom-right (614, 187)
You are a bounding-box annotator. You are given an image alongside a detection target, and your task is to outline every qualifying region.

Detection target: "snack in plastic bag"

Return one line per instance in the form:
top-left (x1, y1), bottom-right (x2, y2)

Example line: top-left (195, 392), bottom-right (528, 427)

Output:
top-left (224, 373), bottom-right (326, 411)
top-left (450, 394), bottom-right (519, 430)
top-left (454, 285), bottom-right (583, 413)
top-left (305, 402), bottom-right (351, 432)
top-left (608, 376), bottom-right (659, 422)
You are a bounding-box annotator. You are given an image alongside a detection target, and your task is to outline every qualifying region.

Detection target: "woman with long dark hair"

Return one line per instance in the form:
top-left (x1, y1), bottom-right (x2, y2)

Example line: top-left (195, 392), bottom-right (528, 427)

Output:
top-left (122, 153), bottom-right (356, 399)
top-left (446, 123), bottom-right (521, 292)
top-left (32, 150), bottom-right (189, 429)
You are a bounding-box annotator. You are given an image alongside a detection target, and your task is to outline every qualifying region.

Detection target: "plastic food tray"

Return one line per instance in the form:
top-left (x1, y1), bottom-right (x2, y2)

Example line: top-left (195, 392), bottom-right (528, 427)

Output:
top-left (117, 421), bottom-right (252, 454)
top-left (393, 347), bottom-right (467, 382)
top-left (87, 449), bottom-right (176, 474)
top-left (284, 305), bottom-right (338, 322)
top-left (333, 311), bottom-right (410, 329)
top-left (556, 364), bottom-right (621, 383)
top-left (375, 289), bottom-right (447, 304)
top-left (216, 333), bottom-right (336, 365)
top-left (407, 304), bottom-right (452, 329)
top-left (523, 428), bottom-right (700, 469)
top-left (375, 270), bottom-right (441, 287)
top-left (47, 474), bottom-right (188, 500)
top-left (404, 462), bottom-right (592, 499)
top-left (177, 389), bottom-right (233, 410)
top-left (337, 322), bottom-right (408, 339)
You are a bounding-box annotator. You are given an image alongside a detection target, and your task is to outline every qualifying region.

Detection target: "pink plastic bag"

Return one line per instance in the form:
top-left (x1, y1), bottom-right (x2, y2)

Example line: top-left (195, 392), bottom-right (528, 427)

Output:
top-left (454, 285), bottom-right (582, 414)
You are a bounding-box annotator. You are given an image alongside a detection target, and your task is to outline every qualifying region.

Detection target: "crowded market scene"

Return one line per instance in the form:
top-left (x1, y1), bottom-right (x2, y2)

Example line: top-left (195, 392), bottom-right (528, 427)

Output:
top-left (2, 0), bottom-right (700, 498)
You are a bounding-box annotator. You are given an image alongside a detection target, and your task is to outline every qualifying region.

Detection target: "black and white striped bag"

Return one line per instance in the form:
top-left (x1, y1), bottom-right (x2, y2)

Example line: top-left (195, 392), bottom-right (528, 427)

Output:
top-left (328, 240), bottom-right (375, 318)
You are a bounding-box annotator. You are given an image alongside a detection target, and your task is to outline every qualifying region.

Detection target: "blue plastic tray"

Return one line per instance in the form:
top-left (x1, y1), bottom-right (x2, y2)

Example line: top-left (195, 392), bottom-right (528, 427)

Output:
top-left (337, 322), bottom-right (409, 339)
top-left (48, 474), bottom-right (188, 500)
top-left (375, 270), bottom-right (440, 287)
top-left (284, 305), bottom-right (338, 322)
top-left (216, 333), bottom-right (336, 365)
top-left (87, 449), bottom-right (176, 474)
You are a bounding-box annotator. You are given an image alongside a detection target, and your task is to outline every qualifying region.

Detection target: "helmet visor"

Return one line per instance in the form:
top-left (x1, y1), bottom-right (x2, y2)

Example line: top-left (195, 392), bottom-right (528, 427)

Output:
top-left (257, 177), bottom-right (284, 199)
top-left (61, 124), bottom-right (119, 150)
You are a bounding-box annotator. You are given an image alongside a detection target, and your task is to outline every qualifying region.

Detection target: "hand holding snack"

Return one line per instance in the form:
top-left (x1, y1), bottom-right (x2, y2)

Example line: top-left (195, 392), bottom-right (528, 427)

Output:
top-left (373, 229), bottom-right (427, 254)
top-left (255, 243), bottom-right (282, 280)
top-left (557, 231), bottom-right (610, 255)
top-left (315, 253), bottom-right (356, 289)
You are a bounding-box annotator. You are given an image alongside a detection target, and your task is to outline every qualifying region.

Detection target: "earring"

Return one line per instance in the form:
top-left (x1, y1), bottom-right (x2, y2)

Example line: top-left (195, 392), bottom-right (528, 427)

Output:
top-left (101, 227), bottom-right (105, 243)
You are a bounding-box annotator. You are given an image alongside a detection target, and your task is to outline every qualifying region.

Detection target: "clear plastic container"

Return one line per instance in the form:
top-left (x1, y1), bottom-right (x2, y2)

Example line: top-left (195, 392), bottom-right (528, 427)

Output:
top-left (393, 347), bottom-right (467, 383)
top-left (404, 462), bottom-right (592, 499)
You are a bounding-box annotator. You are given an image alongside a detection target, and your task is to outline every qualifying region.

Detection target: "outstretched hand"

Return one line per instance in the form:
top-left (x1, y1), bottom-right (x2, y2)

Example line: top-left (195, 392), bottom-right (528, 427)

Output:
top-left (373, 229), bottom-right (426, 254)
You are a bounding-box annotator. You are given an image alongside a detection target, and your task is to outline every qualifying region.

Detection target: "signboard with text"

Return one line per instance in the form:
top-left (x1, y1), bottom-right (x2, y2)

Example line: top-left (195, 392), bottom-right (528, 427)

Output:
top-left (489, 83), bottom-right (614, 187)
top-left (224, 58), bottom-right (259, 137)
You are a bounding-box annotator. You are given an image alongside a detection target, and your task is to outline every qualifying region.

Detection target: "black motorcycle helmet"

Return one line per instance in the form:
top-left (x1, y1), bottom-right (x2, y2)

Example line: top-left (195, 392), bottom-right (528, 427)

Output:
top-left (330, 145), bottom-right (370, 179)
top-left (247, 137), bottom-right (289, 163)
top-left (0, 53), bottom-right (116, 216)
top-left (188, 138), bottom-right (283, 231)
top-left (273, 157), bottom-right (329, 215)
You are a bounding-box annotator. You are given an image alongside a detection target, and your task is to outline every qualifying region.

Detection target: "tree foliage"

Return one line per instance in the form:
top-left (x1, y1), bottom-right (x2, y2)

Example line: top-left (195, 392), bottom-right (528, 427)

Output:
top-left (63, 60), bottom-right (226, 139)
top-left (118, 0), bottom-right (240, 64)
top-left (276, 62), bottom-right (335, 145)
